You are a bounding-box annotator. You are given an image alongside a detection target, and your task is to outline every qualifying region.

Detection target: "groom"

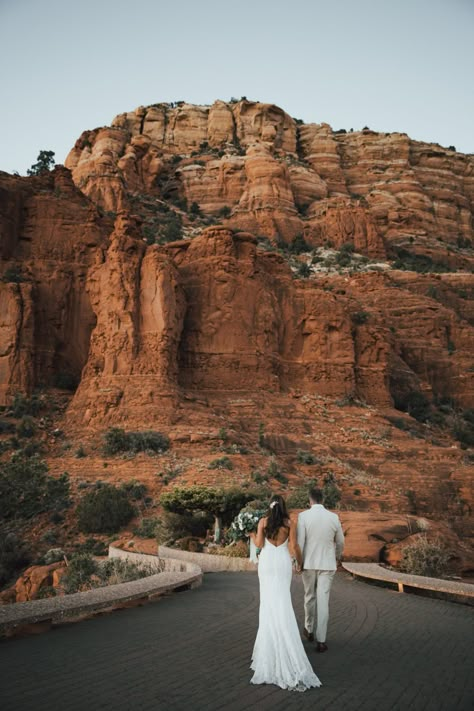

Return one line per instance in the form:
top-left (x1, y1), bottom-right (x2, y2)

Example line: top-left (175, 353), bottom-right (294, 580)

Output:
top-left (296, 486), bottom-right (344, 653)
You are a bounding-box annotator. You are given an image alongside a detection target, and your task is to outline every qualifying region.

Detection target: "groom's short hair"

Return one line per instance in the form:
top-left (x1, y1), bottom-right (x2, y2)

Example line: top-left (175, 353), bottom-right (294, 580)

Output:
top-left (309, 487), bottom-right (323, 503)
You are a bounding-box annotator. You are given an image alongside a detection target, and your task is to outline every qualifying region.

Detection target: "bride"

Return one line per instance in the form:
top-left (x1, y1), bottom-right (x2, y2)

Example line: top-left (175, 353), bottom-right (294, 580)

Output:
top-left (249, 495), bottom-right (321, 692)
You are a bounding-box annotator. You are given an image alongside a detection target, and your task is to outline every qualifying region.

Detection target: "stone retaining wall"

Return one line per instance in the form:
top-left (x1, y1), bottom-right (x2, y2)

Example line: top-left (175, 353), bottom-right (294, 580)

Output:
top-left (0, 548), bottom-right (202, 638)
top-left (158, 545), bottom-right (257, 572)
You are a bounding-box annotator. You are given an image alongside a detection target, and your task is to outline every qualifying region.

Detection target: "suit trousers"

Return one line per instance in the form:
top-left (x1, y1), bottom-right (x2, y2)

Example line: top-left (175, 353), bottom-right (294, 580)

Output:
top-left (301, 569), bottom-right (336, 643)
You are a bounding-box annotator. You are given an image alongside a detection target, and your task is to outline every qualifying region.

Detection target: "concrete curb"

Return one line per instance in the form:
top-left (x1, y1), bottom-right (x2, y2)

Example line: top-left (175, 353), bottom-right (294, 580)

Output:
top-left (158, 544), bottom-right (257, 572)
top-left (343, 561), bottom-right (474, 605)
top-left (0, 547), bottom-right (202, 638)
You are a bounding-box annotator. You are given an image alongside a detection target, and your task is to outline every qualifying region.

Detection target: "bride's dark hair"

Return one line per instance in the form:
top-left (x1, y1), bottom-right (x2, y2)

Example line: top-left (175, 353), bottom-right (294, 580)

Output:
top-left (264, 494), bottom-right (290, 540)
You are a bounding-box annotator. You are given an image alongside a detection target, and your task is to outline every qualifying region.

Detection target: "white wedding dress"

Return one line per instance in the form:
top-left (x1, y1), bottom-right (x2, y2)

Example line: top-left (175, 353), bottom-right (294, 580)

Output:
top-left (250, 537), bottom-right (322, 692)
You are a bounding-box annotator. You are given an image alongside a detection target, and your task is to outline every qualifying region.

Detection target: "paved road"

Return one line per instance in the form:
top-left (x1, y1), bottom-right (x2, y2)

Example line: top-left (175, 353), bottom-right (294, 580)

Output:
top-left (0, 572), bottom-right (473, 711)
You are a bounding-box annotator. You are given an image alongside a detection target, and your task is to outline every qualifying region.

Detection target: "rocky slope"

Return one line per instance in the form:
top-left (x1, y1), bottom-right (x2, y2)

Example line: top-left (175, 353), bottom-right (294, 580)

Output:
top-left (1, 100), bottom-right (473, 569)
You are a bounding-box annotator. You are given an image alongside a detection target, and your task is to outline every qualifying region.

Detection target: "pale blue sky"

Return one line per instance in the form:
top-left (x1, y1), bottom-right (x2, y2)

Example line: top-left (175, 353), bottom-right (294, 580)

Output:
top-left (0, 0), bottom-right (473, 175)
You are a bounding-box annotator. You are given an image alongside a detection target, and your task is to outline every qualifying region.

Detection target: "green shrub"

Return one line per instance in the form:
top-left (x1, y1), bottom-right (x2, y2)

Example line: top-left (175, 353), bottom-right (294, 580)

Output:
top-left (75, 445), bottom-right (87, 458)
top-left (121, 480), bottom-right (147, 500)
top-left (266, 457), bottom-right (287, 485)
top-left (287, 487), bottom-right (311, 509)
top-left (44, 548), bottom-right (66, 565)
top-left (41, 529), bottom-right (58, 545)
top-left (155, 511), bottom-right (211, 545)
top-left (217, 205), bottom-right (231, 218)
top-left (216, 541), bottom-right (249, 558)
top-left (0, 419), bottom-right (15, 434)
top-left (75, 537), bottom-right (108, 556)
top-left (322, 473), bottom-right (341, 509)
top-left (452, 423), bottom-right (474, 448)
top-left (336, 251), bottom-right (352, 267)
top-left (400, 536), bottom-right (450, 577)
top-left (0, 456), bottom-right (70, 520)
top-left (62, 552), bottom-right (98, 593)
top-left (16, 416), bottom-right (36, 438)
top-left (103, 427), bottom-right (170, 455)
top-left (296, 449), bottom-right (317, 465)
top-left (9, 392), bottom-right (43, 418)
top-left (208, 456), bottom-right (233, 470)
top-left (351, 311), bottom-right (369, 325)
top-left (76, 484), bottom-right (135, 533)
top-left (0, 532), bottom-right (30, 586)
top-left (392, 248), bottom-right (452, 273)
top-left (133, 517), bottom-right (160, 538)
top-left (288, 234), bottom-right (310, 254)
top-left (394, 391), bottom-right (431, 423)
top-left (296, 263), bottom-right (311, 278)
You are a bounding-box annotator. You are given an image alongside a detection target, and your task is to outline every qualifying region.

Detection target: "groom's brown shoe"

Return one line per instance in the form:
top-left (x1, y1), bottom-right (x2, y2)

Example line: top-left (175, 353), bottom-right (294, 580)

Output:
top-left (303, 628), bottom-right (314, 642)
top-left (316, 642), bottom-right (328, 653)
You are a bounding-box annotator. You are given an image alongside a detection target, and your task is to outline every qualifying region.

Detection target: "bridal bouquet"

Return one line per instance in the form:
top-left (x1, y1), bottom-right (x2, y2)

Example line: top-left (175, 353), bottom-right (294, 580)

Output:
top-left (229, 509), bottom-right (265, 542)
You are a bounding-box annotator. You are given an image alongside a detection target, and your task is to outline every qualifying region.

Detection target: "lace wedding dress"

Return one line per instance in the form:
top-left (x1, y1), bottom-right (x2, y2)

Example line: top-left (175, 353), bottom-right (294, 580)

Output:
top-left (250, 538), bottom-right (322, 692)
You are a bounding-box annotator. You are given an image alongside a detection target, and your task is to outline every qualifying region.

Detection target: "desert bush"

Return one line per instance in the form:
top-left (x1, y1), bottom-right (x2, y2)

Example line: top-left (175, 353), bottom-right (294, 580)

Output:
top-left (8, 392), bottom-right (44, 418)
top-left (322, 473), bottom-right (341, 509)
top-left (399, 536), bottom-right (450, 577)
top-left (76, 484), bottom-right (135, 533)
top-left (286, 487), bottom-right (311, 510)
top-left (74, 537), bottom-right (108, 556)
top-left (0, 420), bottom-right (15, 434)
top-left (296, 449), bottom-right (317, 465)
top-left (0, 532), bottom-right (30, 586)
top-left (0, 455), bottom-right (70, 520)
top-left (155, 511), bottom-right (211, 545)
top-left (351, 311), bottom-right (369, 325)
top-left (133, 517), bottom-right (160, 538)
top-left (121, 480), bottom-right (147, 500)
top-left (75, 445), bottom-right (87, 458)
top-left (41, 529), bottom-right (58, 545)
top-left (208, 456), bottom-right (233, 470)
top-left (394, 391), bottom-right (431, 423)
top-left (217, 205), bottom-right (231, 218)
top-left (392, 248), bottom-right (452, 273)
top-left (296, 263), bottom-right (311, 278)
top-left (16, 415), bottom-right (36, 438)
top-left (216, 541), bottom-right (249, 558)
top-left (288, 234), bottom-right (310, 254)
top-left (61, 553), bottom-right (99, 593)
top-left (103, 427), bottom-right (170, 455)
top-left (95, 558), bottom-right (157, 586)
top-left (43, 548), bottom-right (66, 565)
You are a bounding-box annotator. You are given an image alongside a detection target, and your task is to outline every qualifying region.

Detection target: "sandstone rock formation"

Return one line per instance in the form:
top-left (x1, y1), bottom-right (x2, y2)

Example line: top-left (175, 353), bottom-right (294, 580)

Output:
top-left (0, 100), bottom-right (473, 559)
top-left (64, 100), bottom-right (474, 268)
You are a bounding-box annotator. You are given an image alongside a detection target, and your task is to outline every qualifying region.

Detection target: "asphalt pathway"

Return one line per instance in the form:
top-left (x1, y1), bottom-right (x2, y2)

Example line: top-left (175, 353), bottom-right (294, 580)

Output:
top-left (0, 572), bottom-right (473, 711)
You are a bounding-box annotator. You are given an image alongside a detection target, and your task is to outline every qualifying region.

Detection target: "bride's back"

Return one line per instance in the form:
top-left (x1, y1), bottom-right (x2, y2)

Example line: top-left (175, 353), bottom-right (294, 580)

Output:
top-left (264, 517), bottom-right (290, 546)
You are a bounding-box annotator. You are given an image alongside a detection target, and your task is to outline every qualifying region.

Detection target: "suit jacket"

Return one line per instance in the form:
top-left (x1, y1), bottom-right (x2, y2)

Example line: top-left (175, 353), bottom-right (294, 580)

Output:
top-left (297, 504), bottom-right (344, 571)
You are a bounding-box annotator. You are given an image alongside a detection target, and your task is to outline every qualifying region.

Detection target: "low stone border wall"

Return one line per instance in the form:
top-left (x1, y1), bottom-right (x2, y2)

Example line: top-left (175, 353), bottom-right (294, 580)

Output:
top-left (158, 545), bottom-right (257, 572)
top-left (343, 562), bottom-right (474, 605)
top-left (0, 548), bottom-right (202, 638)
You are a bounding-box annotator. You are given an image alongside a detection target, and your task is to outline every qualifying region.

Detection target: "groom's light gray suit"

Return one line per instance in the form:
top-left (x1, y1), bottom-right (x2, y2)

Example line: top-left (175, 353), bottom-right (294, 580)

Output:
top-left (297, 504), bottom-right (344, 644)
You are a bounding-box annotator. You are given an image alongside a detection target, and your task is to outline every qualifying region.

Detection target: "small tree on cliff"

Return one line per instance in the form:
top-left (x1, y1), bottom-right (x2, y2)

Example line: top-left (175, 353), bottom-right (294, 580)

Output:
top-left (160, 486), bottom-right (251, 543)
top-left (27, 150), bottom-right (55, 176)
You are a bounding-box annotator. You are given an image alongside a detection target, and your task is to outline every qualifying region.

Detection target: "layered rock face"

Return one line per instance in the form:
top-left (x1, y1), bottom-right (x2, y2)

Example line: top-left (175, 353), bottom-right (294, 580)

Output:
top-left (0, 168), bottom-right (106, 404)
top-left (65, 99), bottom-right (473, 266)
top-left (1, 100), bottom-right (473, 529)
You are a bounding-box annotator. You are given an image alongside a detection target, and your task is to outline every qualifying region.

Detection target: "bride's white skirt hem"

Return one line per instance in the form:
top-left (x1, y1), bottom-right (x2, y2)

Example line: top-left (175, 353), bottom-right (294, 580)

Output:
top-left (250, 661), bottom-right (322, 692)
